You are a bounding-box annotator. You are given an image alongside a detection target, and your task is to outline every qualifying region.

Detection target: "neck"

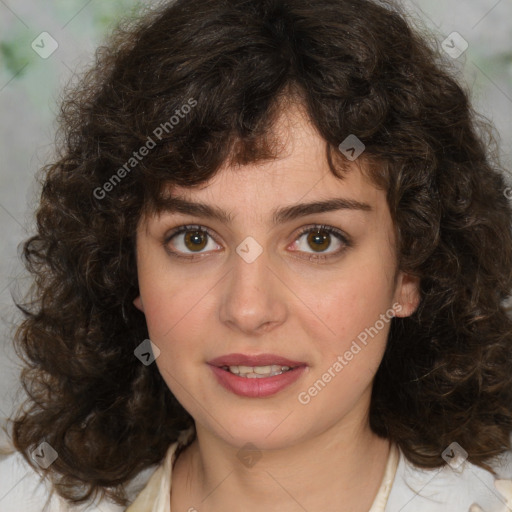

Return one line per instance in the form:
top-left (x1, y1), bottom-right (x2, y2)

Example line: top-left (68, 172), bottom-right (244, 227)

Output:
top-left (172, 412), bottom-right (392, 512)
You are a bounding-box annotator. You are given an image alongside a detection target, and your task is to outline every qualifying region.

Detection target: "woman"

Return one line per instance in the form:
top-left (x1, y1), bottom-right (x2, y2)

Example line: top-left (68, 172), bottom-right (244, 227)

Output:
top-left (1, 0), bottom-right (512, 510)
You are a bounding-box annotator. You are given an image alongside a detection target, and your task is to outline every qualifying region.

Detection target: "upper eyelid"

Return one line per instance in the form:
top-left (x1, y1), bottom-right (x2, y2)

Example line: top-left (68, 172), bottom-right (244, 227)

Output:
top-left (295, 224), bottom-right (350, 241)
top-left (164, 224), bottom-right (219, 243)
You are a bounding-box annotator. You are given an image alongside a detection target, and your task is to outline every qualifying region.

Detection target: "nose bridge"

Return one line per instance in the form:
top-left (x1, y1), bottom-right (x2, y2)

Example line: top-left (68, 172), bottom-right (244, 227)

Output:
top-left (218, 238), bottom-right (287, 333)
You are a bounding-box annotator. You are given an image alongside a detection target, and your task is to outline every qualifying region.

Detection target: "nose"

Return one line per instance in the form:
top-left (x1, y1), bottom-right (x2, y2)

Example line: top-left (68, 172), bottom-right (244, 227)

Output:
top-left (218, 243), bottom-right (288, 335)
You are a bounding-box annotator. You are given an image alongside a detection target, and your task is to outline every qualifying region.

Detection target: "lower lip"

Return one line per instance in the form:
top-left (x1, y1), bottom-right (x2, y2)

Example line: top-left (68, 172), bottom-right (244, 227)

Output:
top-left (209, 365), bottom-right (307, 398)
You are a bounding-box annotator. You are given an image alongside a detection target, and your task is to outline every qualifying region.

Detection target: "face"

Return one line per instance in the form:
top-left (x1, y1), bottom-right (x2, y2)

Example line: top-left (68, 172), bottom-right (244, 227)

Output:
top-left (133, 104), bottom-right (419, 450)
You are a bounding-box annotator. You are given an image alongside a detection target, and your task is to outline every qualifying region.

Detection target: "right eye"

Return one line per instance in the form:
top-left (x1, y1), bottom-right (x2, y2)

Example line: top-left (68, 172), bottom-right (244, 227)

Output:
top-left (163, 225), bottom-right (222, 260)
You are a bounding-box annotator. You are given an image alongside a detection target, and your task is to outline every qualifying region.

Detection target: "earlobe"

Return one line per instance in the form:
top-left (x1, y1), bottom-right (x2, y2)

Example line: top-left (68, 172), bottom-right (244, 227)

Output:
top-left (394, 272), bottom-right (421, 318)
top-left (133, 295), bottom-right (144, 313)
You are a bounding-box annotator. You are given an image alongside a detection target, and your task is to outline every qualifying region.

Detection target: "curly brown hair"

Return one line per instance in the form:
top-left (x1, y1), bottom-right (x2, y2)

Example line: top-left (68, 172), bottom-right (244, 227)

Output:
top-left (9, 0), bottom-right (512, 507)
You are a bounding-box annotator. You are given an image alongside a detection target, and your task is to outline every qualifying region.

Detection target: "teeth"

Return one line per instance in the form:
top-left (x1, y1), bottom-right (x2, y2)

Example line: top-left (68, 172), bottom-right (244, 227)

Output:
top-left (222, 365), bottom-right (292, 378)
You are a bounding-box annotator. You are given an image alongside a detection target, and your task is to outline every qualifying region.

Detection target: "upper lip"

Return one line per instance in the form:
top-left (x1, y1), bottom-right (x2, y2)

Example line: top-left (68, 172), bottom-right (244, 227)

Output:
top-left (208, 353), bottom-right (307, 368)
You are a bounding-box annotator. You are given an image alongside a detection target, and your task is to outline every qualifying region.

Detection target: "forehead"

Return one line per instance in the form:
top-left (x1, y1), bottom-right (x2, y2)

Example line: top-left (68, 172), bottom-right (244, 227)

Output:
top-left (141, 102), bottom-right (389, 232)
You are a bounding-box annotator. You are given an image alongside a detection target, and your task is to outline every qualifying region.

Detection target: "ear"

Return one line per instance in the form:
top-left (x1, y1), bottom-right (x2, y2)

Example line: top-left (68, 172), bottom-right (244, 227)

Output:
top-left (393, 271), bottom-right (420, 318)
top-left (133, 295), bottom-right (145, 313)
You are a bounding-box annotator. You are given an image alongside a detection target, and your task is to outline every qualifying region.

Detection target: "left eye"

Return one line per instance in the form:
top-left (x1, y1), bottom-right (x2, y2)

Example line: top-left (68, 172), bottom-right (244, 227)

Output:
top-left (163, 224), bottom-right (350, 260)
top-left (292, 225), bottom-right (350, 256)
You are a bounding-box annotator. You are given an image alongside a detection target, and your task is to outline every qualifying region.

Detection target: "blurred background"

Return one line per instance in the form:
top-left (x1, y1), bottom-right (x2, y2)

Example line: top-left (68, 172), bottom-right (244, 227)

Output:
top-left (0, 0), bottom-right (511, 421)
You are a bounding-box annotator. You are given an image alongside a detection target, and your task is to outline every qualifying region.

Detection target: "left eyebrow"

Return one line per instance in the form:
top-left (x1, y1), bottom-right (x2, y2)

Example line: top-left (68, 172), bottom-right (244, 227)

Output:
top-left (154, 196), bottom-right (372, 225)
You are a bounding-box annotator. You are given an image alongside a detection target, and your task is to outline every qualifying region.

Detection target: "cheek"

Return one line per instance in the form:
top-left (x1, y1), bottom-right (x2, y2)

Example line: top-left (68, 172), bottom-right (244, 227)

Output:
top-left (300, 250), bottom-right (396, 363)
top-left (299, 275), bottom-right (393, 412)
top-left (137, 259), bottom-right (216, 348)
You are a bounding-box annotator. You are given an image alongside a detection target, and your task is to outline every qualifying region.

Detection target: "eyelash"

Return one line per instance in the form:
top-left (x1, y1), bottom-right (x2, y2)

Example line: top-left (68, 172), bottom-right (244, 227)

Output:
top-left (162, 224), bottom-right (352, 263)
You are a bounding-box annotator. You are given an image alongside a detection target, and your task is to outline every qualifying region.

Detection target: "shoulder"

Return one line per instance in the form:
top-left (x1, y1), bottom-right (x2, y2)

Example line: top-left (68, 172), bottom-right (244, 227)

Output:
top-left (386, 442), bottom-right (512, 512)
top-left (0, 424), bottom-right (157, 512)
top-left (122, 442), bottom-right (183, 512)
top-left (126, 427), bottom-right (196, 512)
top-left (0, 445), bottom-right (72, 512)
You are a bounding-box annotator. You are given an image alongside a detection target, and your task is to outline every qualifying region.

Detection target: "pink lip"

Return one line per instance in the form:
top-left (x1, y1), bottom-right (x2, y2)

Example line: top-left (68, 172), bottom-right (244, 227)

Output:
top-left (209, 365), bottom-right (307, 398)
top-left (208, 353), bottom-right (306, 368)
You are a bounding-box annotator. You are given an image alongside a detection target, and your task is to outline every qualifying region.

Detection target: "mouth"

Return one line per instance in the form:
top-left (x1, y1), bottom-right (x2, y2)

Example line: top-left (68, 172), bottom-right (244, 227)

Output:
top-left (207, 353), bottom-right (308, 397)
top-left (218, 364), bottom-right (298, 378)
top-left (208, 353), bottom-right (306, 371)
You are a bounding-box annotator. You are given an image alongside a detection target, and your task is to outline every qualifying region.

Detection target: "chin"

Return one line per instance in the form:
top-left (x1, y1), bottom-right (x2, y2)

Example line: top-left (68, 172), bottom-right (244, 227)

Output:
top-left (210, 411), bottom-right (310, 451)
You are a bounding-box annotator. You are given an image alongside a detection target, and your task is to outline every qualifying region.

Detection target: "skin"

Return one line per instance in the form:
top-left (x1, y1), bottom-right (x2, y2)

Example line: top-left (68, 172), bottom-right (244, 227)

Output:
top-left (133, 102), bottom-right (420, 512)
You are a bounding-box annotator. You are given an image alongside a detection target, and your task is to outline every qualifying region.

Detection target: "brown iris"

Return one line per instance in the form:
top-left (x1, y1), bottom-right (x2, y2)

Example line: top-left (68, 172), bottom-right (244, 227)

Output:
top-left (184, 230), bottom-right (208, 252)
top-left (307, 229), bottom-right (330, 252)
